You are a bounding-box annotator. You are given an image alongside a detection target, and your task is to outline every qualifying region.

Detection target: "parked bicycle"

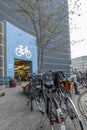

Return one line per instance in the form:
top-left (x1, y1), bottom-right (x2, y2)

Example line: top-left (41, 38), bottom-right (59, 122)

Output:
top-left (35, 71), bottom-right (66, 130)
top-left (77, 75), bottom-right (87, 118)
top-left (22, 74), bottom-right (36, 111)
top-left (38, 70), bottom-right (83, 130)
top-left (22, 70), bottom-right (84, 130)
top-left (77, 73), bottom-right (87, 88)
top-left (78, 90), bottom-right (87, 118)
top-left (22, 72), bottom-right (44, 112)
top-left (54, 71), bottom-right (84, 130)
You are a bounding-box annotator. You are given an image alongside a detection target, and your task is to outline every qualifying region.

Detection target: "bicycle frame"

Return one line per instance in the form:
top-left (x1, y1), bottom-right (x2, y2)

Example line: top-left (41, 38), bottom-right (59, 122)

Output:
top-left (56, 87), bottom-right (84, 130)
top-left (40, 86), bottom-right (66, 130)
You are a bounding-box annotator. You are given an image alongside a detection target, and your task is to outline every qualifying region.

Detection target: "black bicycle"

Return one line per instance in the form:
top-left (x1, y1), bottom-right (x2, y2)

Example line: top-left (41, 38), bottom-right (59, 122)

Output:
top-left (26, 83), bottom-right (35, 111)
top-left (24, 73), bottom-right (45, 112)
top-left (35, 72), bottom-right (66, 130)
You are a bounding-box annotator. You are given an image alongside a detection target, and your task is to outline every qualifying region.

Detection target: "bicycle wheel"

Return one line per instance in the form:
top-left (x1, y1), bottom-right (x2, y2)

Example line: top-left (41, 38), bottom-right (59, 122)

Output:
top-left (66, 97), bottom-right (83, 130)
top-left (27, 87), bottom-right (35, 111)
top-left (48, 97), bottom-right (66, 130)
top-left (35, 88), bottom-right (46, 114)
top-left (27, 96), bottom-right (33, 111)
top-left (78, 90), bottom-right (87, 118)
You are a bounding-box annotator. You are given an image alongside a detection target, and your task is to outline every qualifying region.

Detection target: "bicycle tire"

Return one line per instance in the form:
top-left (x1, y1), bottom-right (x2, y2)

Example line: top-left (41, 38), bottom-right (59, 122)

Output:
top-left (35, 88), bottom-right (46, 114)
top-left (26, 96), bottom-right (33, 111)
top-left (27, 88), bottom-right (35, 111)
top-left (66, 97), bottom-right (84, 130)
top-left (30, 97), bottom-right (33, 111)
top-left (48, 97), bottom-right (66, 130)
top-left (78, 90), bottom-right (87, 118)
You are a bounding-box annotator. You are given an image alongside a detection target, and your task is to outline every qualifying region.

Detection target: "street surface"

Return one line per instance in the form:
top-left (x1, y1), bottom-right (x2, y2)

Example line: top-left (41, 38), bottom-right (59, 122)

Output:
top-left (0, 85), bottom-right (87, 130)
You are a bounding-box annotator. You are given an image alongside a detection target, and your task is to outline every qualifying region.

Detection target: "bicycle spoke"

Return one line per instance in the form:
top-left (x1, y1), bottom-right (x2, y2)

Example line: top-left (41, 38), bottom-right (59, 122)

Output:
top-left (35, 89), bottom-right (46, 114)
top-left (66, 97), bottom-right (83, 130)
top-left (49, 98), bottom-right (66, 130)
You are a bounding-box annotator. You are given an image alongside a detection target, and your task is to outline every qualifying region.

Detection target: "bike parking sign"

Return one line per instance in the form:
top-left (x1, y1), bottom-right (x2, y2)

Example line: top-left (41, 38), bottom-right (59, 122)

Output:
top-left (15, 45), bottom-right (31, 59)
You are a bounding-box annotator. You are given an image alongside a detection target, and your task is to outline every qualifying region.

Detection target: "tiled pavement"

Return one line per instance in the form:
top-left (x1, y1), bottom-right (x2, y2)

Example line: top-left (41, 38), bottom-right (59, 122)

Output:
top-left (0, 85), bottom-right (87, 130)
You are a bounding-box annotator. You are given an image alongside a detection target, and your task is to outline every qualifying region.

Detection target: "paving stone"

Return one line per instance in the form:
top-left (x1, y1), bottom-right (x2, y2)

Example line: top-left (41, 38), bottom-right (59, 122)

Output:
top-left (0, 85), bottom-right (86, 130)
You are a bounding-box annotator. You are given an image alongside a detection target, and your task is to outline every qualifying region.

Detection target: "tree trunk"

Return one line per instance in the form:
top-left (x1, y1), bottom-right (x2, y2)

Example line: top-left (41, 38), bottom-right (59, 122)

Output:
top-left (38, 47), bottom-right (44, 73)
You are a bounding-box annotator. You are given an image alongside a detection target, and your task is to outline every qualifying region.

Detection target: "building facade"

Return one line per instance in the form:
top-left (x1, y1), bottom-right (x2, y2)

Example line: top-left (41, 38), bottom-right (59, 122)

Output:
top-left (0, 21), bottom-right (37, 82)
top-left (0, 0), bottom-right (71, 82)
top-left (0, 21), bottom-right (4, 78)
top-left (72, 56), bottom-right (87, 73)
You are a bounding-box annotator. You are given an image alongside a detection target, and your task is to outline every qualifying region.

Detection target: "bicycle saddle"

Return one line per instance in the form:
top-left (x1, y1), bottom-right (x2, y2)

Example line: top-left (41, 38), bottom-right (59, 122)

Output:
top-left (44, 81), bottom-right (54, 88)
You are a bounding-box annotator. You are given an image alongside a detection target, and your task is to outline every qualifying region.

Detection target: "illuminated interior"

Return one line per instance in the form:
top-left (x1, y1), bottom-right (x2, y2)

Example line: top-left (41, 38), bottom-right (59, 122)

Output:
top-left (14, 59), bottom-right (30, 81)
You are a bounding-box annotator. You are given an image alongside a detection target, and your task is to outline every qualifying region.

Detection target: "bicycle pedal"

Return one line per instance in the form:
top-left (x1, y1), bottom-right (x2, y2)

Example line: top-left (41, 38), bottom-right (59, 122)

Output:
top-left (69, 113), bottom-right (76, 119)
top-left (37, 99), bottom-right (41, 102)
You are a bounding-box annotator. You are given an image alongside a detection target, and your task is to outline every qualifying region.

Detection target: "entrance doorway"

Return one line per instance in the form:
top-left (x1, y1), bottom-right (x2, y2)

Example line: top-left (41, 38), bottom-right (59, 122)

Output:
top-left (14, 59), bottom-right (31, 81)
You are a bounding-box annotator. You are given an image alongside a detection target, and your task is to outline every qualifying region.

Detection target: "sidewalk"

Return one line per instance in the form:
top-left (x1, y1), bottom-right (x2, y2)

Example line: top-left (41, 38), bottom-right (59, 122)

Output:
top-left (0, 85), bottom-right (87, 130)
top-left (0, 85), bottom-right (5, 96)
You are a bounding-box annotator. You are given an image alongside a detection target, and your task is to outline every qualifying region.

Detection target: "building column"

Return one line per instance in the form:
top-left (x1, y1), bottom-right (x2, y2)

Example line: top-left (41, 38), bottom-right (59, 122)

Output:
top-left (0, 21), bottom-right (5, 78)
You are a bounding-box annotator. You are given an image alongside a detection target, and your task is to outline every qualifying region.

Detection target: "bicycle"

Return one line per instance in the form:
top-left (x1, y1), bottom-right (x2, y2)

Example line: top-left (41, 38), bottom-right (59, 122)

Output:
top-left (35, 72), bottom-right (66, 130)
top-left (78, 76), bottom-right (87, 89)
top-left (77, 90), bottom-right (87, 118)
top-left (24, 73), bottom-right (45, 113)
top-left (54, 71), bottom-right (84, 130)
top-left (57, 87), bottom-right (84, 130)
top-left (23, 79), bottom-right (35, 111)
top-left (22, 73), bottom-right (41, 111)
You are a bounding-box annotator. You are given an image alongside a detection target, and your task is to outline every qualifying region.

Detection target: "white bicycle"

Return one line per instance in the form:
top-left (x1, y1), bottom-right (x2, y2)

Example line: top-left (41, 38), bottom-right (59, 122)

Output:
top-left (15, 45), bottom-right (31, 58)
